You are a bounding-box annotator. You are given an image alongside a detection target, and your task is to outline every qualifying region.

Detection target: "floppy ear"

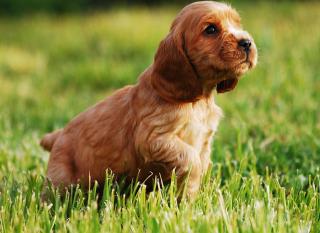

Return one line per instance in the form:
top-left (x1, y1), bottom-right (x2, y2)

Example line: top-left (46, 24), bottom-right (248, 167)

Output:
top-left (151, 32), bottom-right (203, 102)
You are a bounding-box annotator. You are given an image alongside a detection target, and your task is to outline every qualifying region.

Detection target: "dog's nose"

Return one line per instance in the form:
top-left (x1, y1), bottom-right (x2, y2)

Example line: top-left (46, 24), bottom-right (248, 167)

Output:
top-left (238, 39), bottom-right (251, 51)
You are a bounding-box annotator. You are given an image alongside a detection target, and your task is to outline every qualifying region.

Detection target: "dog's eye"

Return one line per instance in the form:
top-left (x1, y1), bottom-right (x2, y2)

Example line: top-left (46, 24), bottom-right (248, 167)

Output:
top-left (205, 24), bottom-right (218, 35)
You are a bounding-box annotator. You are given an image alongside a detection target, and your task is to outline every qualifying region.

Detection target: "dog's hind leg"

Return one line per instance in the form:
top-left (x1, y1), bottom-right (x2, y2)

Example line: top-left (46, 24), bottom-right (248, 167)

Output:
top-left (42, 140), bottom-right (78, 201)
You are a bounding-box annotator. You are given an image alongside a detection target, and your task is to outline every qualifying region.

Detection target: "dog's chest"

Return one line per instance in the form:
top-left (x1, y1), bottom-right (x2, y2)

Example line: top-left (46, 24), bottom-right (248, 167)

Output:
top-left (177, 99), bottom-right (222, 152)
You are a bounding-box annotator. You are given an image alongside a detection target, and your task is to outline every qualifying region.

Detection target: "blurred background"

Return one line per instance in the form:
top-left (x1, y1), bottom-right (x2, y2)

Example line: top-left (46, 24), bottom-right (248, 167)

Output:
top-left (0, 0), bottom-right (318, 15)
top-left (0, 0), bottom-right (319, 188)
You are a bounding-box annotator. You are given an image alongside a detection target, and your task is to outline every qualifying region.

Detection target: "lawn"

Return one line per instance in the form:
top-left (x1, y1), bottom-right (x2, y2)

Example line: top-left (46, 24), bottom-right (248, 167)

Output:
top-left (0, 2), bottom-right (320, 232)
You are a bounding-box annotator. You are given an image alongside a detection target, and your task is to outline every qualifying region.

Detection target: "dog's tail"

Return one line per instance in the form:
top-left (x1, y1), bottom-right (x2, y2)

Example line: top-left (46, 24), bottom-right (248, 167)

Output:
top-left (40, 129), bottom-right (62, 152)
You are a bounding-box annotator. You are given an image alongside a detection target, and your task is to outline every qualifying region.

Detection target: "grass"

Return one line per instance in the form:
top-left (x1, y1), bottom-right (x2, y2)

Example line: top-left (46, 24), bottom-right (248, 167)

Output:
top-left (0, 2), bottom-right (320, 232)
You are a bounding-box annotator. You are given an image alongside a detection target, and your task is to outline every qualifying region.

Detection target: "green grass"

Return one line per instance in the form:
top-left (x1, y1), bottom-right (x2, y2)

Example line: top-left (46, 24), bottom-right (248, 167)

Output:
top-left (0, 2), bottom-right (320, 232)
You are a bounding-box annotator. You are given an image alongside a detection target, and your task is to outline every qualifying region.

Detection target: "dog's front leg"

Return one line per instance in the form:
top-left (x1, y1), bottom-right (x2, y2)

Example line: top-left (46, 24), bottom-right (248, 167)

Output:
top-left (139, 136), bottom-right (202, 198)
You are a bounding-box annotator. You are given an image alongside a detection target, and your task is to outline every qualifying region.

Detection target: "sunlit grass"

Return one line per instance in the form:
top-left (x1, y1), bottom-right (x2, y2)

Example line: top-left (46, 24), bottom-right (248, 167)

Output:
top-left (0, 2), bottom-right (320, 232)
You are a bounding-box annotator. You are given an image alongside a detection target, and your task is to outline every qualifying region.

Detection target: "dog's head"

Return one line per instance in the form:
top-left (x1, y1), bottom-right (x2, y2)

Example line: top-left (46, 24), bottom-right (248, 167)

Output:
top-left (151, 1), bottom-right (257, 102)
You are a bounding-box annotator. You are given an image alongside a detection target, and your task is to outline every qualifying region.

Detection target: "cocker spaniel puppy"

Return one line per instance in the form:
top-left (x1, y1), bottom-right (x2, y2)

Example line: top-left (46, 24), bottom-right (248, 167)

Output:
top-left (41, 1), bottom-right (257, 198)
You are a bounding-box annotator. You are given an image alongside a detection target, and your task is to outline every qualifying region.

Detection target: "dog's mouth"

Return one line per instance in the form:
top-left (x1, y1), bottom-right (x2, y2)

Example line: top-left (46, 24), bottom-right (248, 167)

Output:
top-left (216, 78), bottom-right (238, 93)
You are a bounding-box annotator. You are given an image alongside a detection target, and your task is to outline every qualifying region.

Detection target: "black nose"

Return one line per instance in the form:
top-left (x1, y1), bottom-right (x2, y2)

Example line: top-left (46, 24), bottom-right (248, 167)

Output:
top-left (238, 39), bottom-right (251, 51)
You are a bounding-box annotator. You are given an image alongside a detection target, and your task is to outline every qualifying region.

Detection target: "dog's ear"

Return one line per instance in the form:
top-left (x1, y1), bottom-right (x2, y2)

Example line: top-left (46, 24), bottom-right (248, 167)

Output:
top-left (151, 31), bottom-right (202, 102)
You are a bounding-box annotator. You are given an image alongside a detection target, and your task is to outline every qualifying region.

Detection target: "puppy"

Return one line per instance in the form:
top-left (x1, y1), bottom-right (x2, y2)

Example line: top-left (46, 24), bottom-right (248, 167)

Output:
top-left (41, 1), bottom-right (257, 198)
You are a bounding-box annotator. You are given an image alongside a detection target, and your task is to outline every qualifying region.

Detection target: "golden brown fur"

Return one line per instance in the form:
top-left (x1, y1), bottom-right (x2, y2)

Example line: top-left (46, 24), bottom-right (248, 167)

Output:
top-left (41, 1), bottom-right (257, 198)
